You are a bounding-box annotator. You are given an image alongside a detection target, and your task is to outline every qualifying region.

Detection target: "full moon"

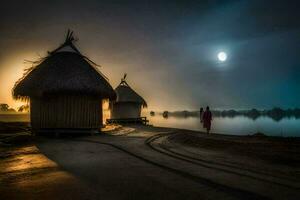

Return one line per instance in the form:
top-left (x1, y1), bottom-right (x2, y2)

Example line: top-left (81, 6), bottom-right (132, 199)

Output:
top-left (218, 52), bottom-right (227, 62)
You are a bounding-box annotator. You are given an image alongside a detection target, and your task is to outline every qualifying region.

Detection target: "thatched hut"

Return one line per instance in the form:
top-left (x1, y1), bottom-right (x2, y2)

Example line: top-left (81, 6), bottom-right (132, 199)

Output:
top-left (111, 74), bottom-right (147, 119)
top-left (13, 31), bottom-right (116, 134)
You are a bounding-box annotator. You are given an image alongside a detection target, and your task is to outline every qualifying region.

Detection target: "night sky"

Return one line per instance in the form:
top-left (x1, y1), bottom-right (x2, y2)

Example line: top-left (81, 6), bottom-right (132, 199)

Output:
top-left (1, 0), bottom-right (300, 110)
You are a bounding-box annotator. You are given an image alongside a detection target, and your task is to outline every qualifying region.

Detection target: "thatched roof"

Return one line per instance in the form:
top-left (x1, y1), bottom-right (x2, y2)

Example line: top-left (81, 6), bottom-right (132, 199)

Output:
top-left (114, 74), bottom-right (147, 107)
top-left (13, 30), bottom-right (116, 100)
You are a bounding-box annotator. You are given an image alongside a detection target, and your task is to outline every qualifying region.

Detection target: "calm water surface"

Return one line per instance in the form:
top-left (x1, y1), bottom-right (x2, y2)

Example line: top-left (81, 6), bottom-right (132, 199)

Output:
top-left (1, 114), bottom-right (299, 137)
top-left (0, 114), bottom-right (30, 122)
top-left (146, 114), bottom-right (300, 137)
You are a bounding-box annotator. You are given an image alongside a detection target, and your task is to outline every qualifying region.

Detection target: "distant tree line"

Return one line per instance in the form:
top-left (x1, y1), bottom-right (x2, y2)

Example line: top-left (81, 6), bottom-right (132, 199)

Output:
top-left (163, 107), bottom-right (300, 122)
top-left (0, 104), bottom-right (16, 113)
top-left (212, 107), bottom-right (300, 121)
top-left (0, 103), bottom-right (29, 113)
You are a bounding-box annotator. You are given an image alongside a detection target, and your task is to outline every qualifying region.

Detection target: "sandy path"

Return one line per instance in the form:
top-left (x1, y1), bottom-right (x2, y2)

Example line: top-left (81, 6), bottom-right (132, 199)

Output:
top-left (0, 146), bottom-right (97, 200)
top-left (147, 132), bottom-right (300, 199)
top-left (1, 125), bottom-right (299, 199)
top-left (36, 138), bottom-right (256, 200)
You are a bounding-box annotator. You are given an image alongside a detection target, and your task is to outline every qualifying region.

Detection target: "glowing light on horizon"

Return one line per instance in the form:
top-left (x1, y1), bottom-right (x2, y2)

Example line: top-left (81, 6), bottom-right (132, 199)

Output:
top-left (0, 53), bottom-right (40, 110)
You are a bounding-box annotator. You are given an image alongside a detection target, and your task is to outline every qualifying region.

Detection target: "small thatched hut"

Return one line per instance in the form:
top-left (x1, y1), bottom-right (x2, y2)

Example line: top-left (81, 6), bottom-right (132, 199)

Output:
top-left (111, 74), bottom-right (147, 119)
top-left (13, 31), bottom-right (116, 134)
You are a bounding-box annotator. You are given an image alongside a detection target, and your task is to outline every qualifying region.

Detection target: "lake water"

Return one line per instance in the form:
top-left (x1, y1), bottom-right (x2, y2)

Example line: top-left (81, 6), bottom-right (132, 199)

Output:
top-left (0, 114), bottom-right (30, 122)
top-left (146, 114), bottom-right (300, 137)
top-left (1, 114), bottom-right (299, 137)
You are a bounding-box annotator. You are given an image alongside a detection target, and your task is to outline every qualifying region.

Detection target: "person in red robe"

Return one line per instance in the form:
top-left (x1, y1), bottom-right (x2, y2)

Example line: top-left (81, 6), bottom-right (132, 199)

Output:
top-left (203, 106), bottom-right (212, 134)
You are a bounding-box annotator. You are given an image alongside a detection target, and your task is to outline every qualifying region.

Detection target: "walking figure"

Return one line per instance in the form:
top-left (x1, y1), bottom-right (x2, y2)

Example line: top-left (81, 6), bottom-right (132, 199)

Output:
top-left (199, 107), bottom-right (204, 123)
top-left (203, 106), bottom-right (212, 134)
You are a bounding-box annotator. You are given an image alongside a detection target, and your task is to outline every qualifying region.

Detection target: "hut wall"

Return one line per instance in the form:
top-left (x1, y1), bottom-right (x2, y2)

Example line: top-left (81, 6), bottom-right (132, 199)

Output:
top-left (30, 95), bottom-right (102, 131)
top-left (111, 102), bottom-right (141, 118)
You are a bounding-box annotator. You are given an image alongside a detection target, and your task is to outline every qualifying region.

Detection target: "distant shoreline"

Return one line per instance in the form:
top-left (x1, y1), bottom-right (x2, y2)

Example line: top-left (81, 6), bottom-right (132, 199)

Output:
top-left (152, 107), bottom-right (300, 122)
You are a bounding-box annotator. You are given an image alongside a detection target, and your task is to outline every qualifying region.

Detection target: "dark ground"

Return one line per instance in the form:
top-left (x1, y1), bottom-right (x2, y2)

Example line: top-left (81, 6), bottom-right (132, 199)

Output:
top-left (0, 123), bottom-right (300, 200)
